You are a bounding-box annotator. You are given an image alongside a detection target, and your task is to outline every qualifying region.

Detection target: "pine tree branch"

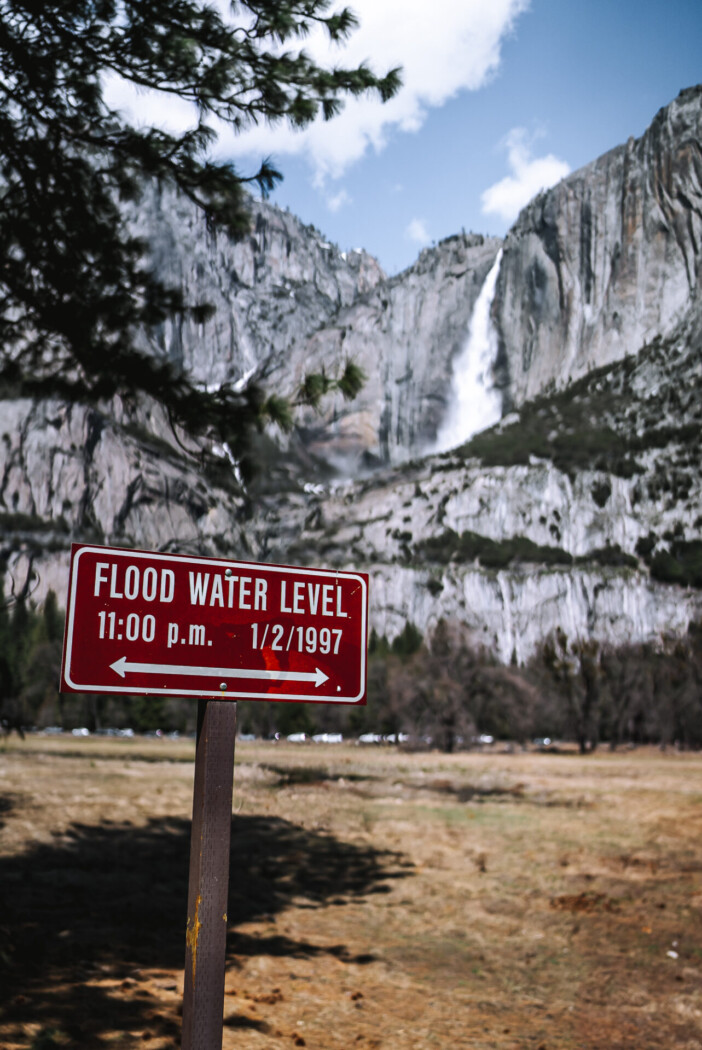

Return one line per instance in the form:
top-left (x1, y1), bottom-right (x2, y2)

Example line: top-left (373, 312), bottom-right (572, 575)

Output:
top-left (0, 0), bottom-right (402, 453)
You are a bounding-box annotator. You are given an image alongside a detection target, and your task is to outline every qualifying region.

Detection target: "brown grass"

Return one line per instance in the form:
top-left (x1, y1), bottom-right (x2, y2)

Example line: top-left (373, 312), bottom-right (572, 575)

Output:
top-left (1, 734), bottom-right (702, 1049)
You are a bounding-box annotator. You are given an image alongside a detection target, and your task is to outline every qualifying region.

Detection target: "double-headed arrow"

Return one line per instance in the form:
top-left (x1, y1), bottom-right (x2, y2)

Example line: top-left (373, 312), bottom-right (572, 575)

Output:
top-left (109, 656), bottom-right (329, 688)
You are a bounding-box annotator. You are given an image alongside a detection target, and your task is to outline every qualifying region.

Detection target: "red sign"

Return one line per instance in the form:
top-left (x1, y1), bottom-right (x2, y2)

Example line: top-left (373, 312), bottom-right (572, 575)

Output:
top-left (60, 545), bottom-right (368, 704)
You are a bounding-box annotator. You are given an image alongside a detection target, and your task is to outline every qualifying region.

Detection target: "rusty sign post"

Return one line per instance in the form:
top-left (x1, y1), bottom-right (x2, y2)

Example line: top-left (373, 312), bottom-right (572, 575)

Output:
top-left (61, 543), bottom-right (368, 1050)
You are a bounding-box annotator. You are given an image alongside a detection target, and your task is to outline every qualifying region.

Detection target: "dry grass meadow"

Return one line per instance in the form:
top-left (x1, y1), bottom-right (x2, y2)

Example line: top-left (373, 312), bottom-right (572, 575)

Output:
top-left (1, 731), bottom-right (702, 1049)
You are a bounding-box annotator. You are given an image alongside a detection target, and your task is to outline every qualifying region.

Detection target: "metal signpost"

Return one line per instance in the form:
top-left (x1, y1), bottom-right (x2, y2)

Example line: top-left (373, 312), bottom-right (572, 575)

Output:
top-left (60, 543), bottom-right (368, 1049)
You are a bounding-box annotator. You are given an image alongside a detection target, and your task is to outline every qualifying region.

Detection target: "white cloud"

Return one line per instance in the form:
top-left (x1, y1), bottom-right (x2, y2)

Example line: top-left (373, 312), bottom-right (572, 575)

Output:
top-left (405, 218), bottom-right (430, 245)
top-left (481, 128), bottom-right (570, 223)
top-left (103, 0), bottom-right (530, 183)
top-left (326, 188), bottom-right (352, 213)
top-left (102, 72), bottom-right (199, 134)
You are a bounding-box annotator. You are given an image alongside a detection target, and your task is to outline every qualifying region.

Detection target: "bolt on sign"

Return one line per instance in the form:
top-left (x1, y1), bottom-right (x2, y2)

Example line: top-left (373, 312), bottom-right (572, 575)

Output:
top-left (60, 544), bottom-right (368, 704)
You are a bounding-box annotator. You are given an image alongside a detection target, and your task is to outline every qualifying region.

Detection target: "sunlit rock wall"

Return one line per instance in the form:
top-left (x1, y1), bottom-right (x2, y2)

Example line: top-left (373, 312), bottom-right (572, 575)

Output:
top-left (495, 85), bottom-right (702, 407)
top-left (132, 188), bottom-right (501, 467)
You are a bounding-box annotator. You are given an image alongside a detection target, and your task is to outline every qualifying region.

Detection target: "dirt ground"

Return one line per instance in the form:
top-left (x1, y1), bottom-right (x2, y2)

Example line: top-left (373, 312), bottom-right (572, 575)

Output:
top-left (1, 732), bottom-right (702, 1050)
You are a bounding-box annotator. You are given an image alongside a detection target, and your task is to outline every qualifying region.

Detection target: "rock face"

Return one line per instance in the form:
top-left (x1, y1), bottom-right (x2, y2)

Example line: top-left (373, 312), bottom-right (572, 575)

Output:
top-left (0, 396), bottom-right (249, 604)
top-left (295, 234), bottom-right (501, 467)
top-left (252, 301), bottom-right (702, 660)
top-left (2, 87), bottom-right (702, 664)
top-left (132, 183), bottom-right (386, 393)
top-left (0, 190), bottom-right (502, 607)
top-left (495, 85), bottom-right (702, 408)
top-left (132, 186), bottom-right (501, 468)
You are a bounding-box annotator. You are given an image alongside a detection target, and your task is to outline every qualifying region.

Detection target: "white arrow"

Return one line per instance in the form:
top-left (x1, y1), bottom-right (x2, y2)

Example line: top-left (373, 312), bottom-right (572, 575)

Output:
top-left (109, 656), bottom-right (329, 688)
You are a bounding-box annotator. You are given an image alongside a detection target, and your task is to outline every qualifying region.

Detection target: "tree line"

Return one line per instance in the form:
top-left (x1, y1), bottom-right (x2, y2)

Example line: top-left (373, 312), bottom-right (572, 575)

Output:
top-left (2, 586), bottom-right (702, 751)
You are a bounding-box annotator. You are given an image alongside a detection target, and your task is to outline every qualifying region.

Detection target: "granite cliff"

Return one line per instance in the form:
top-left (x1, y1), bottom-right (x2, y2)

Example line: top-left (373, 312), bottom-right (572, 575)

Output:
top-left (131, 185), bottom-right (501, 469)
top-left (267, 304), bottom-right (702, 660)
top-left (494, 85), bottom-right (702, 409)
top-left (1, 87), bottom-right (701, 661)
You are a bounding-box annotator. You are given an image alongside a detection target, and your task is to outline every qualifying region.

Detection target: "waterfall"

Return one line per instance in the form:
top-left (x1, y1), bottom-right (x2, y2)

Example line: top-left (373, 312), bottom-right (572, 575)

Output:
top-left (433, 249), bottom-right (503, 453)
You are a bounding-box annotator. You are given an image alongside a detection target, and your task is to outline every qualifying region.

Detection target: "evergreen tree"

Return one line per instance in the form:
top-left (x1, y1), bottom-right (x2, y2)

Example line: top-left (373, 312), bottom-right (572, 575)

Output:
top-left (0, 1), bottom-right (400, 448)
top-left (18, 591), bottom-right (64, 726)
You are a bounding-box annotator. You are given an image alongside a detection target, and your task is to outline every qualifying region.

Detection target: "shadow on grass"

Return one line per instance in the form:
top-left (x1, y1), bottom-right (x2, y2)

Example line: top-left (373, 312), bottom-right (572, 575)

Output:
top-left (259, 764), bottom-right (379, 787)
top-left (0, 795), bottom-right (15, 829)
top-left (0, 813), bottom-right (410, 1046)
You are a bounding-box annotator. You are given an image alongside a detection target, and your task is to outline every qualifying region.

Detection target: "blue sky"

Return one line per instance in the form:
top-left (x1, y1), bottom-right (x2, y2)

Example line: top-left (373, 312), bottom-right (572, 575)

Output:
top-left (105, 1), bottom-right (702, 276)
top-left (228, 0), bottom-right (702, 275)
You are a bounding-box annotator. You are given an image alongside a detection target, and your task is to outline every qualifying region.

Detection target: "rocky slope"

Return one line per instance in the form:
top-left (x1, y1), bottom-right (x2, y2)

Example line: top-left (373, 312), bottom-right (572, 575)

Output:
top-left (0, 396), bottom-right (248, 604)
top-left (261, 305), bottom-right (702, 660)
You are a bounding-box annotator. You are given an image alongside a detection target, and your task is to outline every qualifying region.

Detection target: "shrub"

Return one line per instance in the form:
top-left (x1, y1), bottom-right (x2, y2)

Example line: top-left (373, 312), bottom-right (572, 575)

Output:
top-left (636, 533), bottom-right (657, 560)
top-left (591, 480), bottom-right (612, 507)
top-left (414, 530), bottom-right (572, 569)
top-left (650, 541), bottom-right (702, 589)
top-left (651, 550), bottom-right (688, 586)
top-left (0, 512), bottom-right (67, 533)
top-left (391, 621), bottom-right (423, 658)
top-left (581, 545), bottom-right (638, 569)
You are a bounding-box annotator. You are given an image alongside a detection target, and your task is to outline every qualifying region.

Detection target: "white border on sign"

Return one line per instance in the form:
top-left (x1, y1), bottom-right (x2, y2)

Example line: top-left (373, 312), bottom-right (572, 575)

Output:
top-left (63, 546), bottom-right (368, 703)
